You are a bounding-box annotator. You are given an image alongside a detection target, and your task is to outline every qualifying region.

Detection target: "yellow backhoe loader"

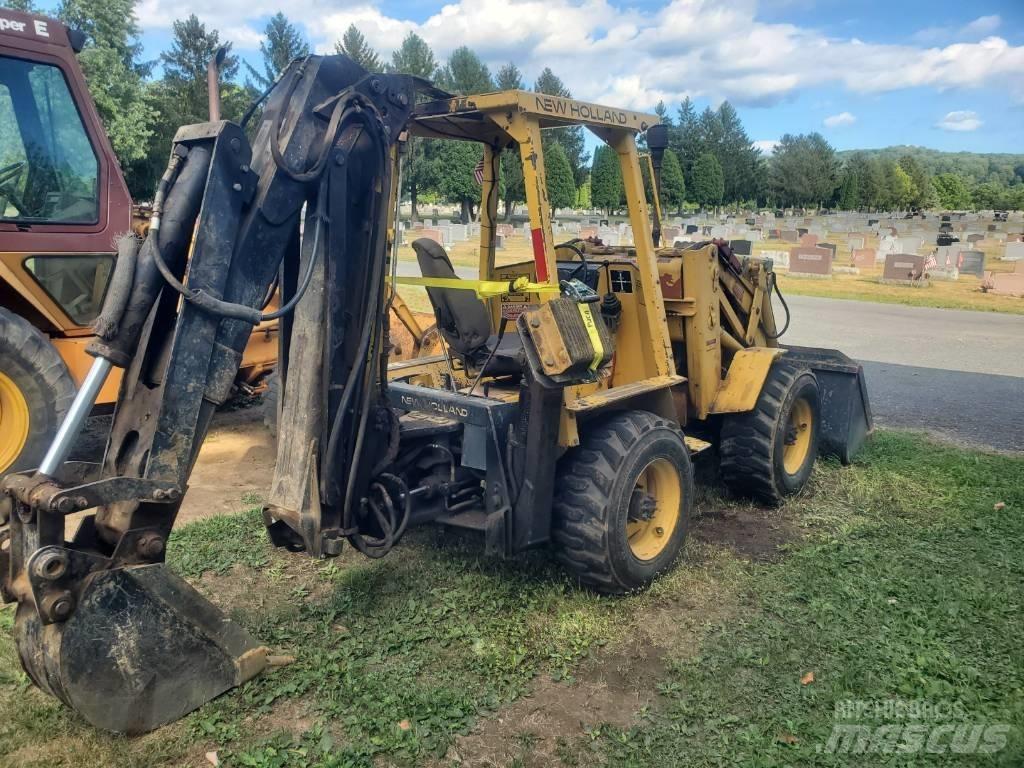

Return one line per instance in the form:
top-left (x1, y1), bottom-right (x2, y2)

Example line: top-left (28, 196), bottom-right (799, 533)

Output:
top-left (0, 51), bottom-right (871, 734)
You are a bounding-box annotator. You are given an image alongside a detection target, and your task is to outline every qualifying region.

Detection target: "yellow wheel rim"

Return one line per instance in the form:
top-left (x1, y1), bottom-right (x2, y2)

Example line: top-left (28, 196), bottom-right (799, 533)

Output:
top-left (782, 397), bottom-right (813, 475)
top-left (0, 371), bottom-right (30, 473)
top-left (625, 458), bottom-right (682, 561)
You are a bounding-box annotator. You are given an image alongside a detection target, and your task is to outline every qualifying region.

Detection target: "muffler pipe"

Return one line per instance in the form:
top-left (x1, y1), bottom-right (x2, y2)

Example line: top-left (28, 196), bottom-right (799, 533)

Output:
top-left (38, 357), bottom-right (113, 477)
top-left (207, 46), bottom-right (226, 121)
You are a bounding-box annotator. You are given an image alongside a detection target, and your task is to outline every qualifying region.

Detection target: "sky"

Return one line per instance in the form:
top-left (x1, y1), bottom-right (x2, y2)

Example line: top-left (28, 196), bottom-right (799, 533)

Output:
top-left (40, 0), bottom-right (1024, 154)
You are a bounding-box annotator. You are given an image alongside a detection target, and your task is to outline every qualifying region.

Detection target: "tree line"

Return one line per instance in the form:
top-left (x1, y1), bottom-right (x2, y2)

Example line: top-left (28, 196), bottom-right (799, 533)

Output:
top-left (5, 0), bottom-right (1021, 214)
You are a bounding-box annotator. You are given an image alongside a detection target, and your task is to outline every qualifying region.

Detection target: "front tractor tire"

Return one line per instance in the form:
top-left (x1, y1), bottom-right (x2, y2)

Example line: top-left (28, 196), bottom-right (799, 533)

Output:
top-left (0, 308), bottom-right (76, 475)
top-left (552, 410), bottom-right (694, 594)
top-left (719, 362), bottom-right (820, 505)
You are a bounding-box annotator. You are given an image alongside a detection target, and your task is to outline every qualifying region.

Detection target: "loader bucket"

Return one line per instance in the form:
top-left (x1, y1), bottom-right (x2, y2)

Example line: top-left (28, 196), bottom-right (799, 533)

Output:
top-left (15, 564), bottom-right (268, 734)
top-left (782, 345), bottom-right (873, 464)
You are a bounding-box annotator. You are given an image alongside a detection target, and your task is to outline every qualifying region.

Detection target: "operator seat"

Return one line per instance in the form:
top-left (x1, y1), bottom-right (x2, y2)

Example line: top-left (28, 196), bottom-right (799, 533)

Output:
top-left (411, 238), bottom-right (523, 377)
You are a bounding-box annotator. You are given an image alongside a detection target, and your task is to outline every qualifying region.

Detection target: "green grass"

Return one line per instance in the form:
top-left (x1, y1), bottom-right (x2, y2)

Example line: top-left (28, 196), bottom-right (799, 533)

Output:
top-left (0, 431), bottom-right (1021, 767)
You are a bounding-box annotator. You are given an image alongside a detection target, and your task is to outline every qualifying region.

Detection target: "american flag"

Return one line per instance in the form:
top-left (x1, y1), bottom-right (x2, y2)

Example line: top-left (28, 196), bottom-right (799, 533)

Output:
top-left (945, 252), bottom-right (952, 268)
top-left (925, 253), bottom-right (937, 269)
top-left (473, 156), bottom-right (485, 185)
top-left (957, 251), bottom-right (964, 269)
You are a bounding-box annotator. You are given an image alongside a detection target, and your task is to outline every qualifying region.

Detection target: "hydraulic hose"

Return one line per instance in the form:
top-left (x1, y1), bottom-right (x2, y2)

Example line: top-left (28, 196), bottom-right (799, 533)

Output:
top-left (765, 271), bottom-right (791, 340)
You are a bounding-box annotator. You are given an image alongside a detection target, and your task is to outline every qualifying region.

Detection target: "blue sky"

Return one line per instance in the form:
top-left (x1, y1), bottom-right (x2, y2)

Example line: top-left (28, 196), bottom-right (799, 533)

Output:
top-left (39, 0), bottom-right (1024, 153)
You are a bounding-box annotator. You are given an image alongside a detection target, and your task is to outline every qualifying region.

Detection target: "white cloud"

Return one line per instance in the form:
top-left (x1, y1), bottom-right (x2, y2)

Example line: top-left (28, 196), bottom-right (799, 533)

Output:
top-left (936, 110), bottom-right (983, 132)
top-left (753, 139), bottom-right (780, 155)
top-left (133, 0), bottom-right (1024, 110)
top-left (823, 111), bottom-right (856, 128)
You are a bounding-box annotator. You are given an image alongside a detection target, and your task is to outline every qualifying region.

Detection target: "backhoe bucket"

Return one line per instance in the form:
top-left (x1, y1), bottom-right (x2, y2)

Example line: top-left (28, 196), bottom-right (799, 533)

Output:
top-left (15, 564), bottom-right (268, 734)
top-left (783, 345), bottom-right (873, 464)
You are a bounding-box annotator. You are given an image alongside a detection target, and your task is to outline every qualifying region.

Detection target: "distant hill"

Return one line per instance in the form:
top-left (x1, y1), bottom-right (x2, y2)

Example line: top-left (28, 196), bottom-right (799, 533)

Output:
top-left (837, 146), bottom-right (1024, 186)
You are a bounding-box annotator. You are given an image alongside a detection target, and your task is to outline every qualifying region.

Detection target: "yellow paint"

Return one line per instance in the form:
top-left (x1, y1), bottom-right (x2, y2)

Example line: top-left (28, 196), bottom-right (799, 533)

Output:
top-left (0, 371), bottom-right (30, 473)
top-left (783, 397), bottom-right (814, 474)
top-left (389, 275), bottom-right (559, 298)
top-left (626, 457), bottom-right (682, 561)
top-left (710, 348), bottom-right (784, 414)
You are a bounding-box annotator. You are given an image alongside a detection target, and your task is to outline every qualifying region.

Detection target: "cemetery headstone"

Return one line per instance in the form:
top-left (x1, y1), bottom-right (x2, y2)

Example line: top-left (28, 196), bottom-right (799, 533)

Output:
top-left (851, 248), bottom-right (875, 268)
top-left (730, 239), bottom-right (752, 256)
top-left (958, 250), bottom-right (985, 277)
top-left (882, 253), bottom-right (926, 282)
top-left (790, 246), bottom-right (833, 277)
top-left (1003, 242), bottom-right (1024, 261)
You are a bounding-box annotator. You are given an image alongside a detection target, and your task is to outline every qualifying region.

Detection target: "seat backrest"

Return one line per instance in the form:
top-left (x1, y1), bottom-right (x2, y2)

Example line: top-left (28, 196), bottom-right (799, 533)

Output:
top-left (412, 238), bottom-right (492, 357)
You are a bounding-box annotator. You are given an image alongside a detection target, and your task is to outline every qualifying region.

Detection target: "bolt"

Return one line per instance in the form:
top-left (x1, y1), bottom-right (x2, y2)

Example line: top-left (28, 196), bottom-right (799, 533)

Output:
top-left (530, 318), bottom-right (541, 328)
top-left (232, 182), bottom-right (243, 192)
top-left (240, 164), bottom-right (250, 173)
top-left (165, 487), bottom-right (182, 501)
top-left (153, 488), bottom-right (167, 500)
top-left (42, 591), bottom-right (75, 622)
top-left (370, 78), bottom-right (385, 94)
top-left (137, 533), bottom-right (165, 559)
top-left (230, 137), bottom-right (241, 153)
top-left (655, 526), bottom-right (665, 537)
top-left (74, 496), bottom-right (90, 510)
top-left (396, 92), bottom-right (409, 107)
top-left (544, 357), bottom-right (555, 367)
top-left (53, 496), bottom-right (75, 515)
top-left (335, 153), bottom-right (346, 166)
top-left (33, 550), bottom-right (68, 581)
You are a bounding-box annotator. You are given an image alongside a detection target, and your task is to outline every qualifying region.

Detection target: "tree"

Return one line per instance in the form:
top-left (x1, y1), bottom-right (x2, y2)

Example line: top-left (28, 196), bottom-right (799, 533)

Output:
top-left (897, 154), bottom-right (930, 209)
top-left (659, 148), bottom-right (685, 212)
top-left (390, 31), bottom-right (436, 79)
top-left (391, 32), bottom-right (440, 220)
top-left (436, 140), bottom-right (482, 223)
top-left (438, 47), bottom-right (492, 95)
top-left (591, 145), bottom-right (623, 214)
top-left (56, 0), bottom-right (155, 196)
top-left (533, 68), bottom-right (588, 186)
top-left (714, 101), bottom-right (759, 205)
top-left (2, 0), bottom-right (38, 11)
top-left (654, 100), bottom-right (671, 126)
top-left (690, 151), bottom-right (724, 209)
top-left (495, 62), bottom-right (524, 90)
top-left (673, 97), bottom-right (700, 182)
top-left (245, 13), bottom-right (308, 90)
top-left (888, 163), bottom-right (914, 210)
top-left (769, 133), bottom-right (838, 208)
top-left (932, 173), bottom-right (972, 210)
top-left (334, 24), bottom-right (382, 72)
top-left (544, 143), bottom-right (576, 215)
top-left (837, 165), bottom-right (861, 210)
top-left (495, 62), bottom-right (525, 217)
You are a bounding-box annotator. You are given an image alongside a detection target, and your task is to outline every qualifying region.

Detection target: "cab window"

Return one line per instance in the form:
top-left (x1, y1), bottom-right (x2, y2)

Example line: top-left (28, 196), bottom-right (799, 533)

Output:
top-left (0, 55), bottom-right (99, 224)
top-left (25, 254), bottom-right (114, 325)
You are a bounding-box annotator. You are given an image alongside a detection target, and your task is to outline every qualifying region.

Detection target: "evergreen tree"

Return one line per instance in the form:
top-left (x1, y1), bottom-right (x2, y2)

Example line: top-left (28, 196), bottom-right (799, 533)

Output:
top-left (654, 100), bottom-right (671, 126)
top-left (714, 101), bottom-right (758, 205)
top-left (495, 62), bottom-right (525, 216)
top-left (245, 13), bottom-right (308, 90)
top-left (391, 32), bottom-right (439, 220)
top-left (590, 145), bottom-right (623, 214)
top-left (544, 142), bottom-right (576, 215)
top-left (438, 47), bottom-right (493, 95)
top-left (334, 24), bottom-right (382, 72)
top-left (673, 97), bottom-right (700, 183)
top-left (659, 148), bottom-right (686, 212)
top-left (436, 140), bottom-right (482, 223)
top-left (837, 165), bottom-right (861, 210)
top-left (768, 133), bottom-right (838, 208)
top-left (897, 154), bottom-right (930, 209)
top-left (533, 68), bottom-right (588, 186)
top-left (390, 31), bottom-right (436, 78)
top-left (690, 151), bottom-right (724, 209)
top-left (495, 62), bottom-right (524, 90)
top-left (58, 0), bottom-right (144, 71)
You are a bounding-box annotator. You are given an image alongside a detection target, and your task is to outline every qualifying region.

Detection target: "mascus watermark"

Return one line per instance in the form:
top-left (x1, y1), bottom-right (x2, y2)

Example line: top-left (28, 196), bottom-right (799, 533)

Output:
top-left (818, 699), bottom-right (1014, 755)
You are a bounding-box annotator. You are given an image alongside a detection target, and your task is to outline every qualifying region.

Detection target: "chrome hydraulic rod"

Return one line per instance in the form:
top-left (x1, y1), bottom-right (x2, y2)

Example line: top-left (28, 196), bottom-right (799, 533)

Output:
top-left (38, 356), bottom-right (113, 477)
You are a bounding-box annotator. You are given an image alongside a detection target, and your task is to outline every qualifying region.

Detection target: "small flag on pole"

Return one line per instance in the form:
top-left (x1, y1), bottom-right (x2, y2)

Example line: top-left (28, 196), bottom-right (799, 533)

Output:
top-left (925, 253), bottom-right (937, 269)
top-left (957, 251), bottom-right (964, 269)
top-left (945, 252), bottom-right (952, 268)
top-left (473, 156), bottom-right (485, 185)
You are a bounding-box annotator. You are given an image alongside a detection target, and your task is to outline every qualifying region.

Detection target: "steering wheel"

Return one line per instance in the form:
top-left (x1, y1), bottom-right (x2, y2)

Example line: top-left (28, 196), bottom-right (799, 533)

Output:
top-left (0, 161), bottom-right (25, 187)
top-left (556, 239), bottom-right (590, 282)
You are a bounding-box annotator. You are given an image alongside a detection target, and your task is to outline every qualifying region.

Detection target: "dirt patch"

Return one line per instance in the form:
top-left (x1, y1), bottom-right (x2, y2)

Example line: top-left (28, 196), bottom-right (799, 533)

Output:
top-left (692, 506), bottom-right (801, 562)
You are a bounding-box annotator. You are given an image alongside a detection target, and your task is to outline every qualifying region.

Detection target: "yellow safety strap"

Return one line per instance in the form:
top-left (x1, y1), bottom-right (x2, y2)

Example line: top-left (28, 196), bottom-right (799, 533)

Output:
top-left (389, 275), bottom-right (560, 298)
top-left (577, 303), bottom-right (604, 371)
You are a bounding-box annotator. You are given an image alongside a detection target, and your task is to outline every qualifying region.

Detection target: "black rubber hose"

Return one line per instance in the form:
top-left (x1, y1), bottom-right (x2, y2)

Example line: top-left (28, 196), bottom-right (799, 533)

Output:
top-left (765, 271), bottom-right (791, 340)
top-left (93, 233), bottom-right (141, 339)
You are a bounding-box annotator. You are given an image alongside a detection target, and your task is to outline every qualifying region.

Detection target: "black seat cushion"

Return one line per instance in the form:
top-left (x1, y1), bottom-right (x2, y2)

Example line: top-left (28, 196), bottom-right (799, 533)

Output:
top-left (412, 238), bottom-right (491, 357)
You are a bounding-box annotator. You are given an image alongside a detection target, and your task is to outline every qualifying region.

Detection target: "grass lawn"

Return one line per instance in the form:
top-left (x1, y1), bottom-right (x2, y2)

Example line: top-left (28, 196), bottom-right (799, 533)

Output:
top-left (1, 430), bottom-right (1020, 767)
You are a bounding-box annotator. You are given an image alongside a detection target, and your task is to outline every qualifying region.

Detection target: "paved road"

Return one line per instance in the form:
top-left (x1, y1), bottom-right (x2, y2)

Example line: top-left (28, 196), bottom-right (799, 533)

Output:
top-left (777, 295), bottom-right (1024, 451)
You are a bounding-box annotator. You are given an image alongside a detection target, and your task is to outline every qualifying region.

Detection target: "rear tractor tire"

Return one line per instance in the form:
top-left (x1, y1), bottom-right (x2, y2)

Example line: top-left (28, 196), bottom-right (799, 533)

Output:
top-left (552, 410), bottom-right (694, 594)
top-left (0, 308), bottom-right (76, 475)
top-left (719, 362), bottom-right (820, 505)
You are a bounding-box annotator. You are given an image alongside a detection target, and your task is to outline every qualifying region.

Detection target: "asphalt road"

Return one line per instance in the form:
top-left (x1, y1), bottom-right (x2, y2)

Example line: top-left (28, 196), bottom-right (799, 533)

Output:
top-left (777, 295), bottom-right (1024, 452)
